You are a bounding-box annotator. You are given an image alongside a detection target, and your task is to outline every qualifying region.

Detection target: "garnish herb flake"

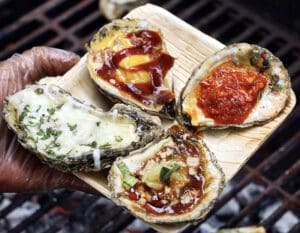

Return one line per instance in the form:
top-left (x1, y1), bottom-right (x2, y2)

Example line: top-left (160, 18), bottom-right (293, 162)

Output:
top-left (67, 123), bottom-right (77, 131)
top-left (115, 136), bottom-right (123, 142)
top-left (19, 105), bottom-right (30, 122)
top-left (47, 108), bottom-right (55, 115)
top-left (99, 142), bottom-right (112, 150)
top-left (56, 103), bottom-right (64, 110)
top-left (160, 163), bottom-right (180, 183)
top-left (117, 162), bottom-right (138, 189)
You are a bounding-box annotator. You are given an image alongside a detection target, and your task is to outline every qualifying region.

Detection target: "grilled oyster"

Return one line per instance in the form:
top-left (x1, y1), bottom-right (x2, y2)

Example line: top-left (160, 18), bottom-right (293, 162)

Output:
top-left (177, 43), bottom-right (291, 130)
top-left (3, 84), bottom-right (163, 172)
top-left (109, 125), bottom-right (225, 223)
top-left (87, 19), bottom-right (176, 119)
top-left (99, 0), bottom-right (146, 20)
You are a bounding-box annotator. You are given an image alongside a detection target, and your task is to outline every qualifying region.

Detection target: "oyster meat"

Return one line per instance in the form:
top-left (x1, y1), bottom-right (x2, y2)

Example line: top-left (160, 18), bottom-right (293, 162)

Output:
top-left (109, 125), bottom-right (225, 223)
top-left (3, 84), bottom-right (163, 172)
top-left (87, 19), bottom-right (176, 119)
top-left (177, 43), bottom-right (291, 129)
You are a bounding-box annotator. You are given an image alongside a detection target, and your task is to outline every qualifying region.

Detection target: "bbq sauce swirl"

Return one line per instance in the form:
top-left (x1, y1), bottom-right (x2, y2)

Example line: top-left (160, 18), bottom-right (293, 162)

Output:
top-left (96, 30), bottom-right (175, 106)
top-left (125, 125), bottom-right (206, 216)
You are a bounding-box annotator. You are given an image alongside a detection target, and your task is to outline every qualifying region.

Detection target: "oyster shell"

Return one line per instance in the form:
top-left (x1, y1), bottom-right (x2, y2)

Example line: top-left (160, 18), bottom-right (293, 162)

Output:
top-left (3, 84), bottom-right (163, 172)
top-left (108, 125), bottom-right (225, 223)
top-left (99, 0), bottom-right (146, 20)
top-left (87, 19), bottom-right (176, 119)
top-left (177, 43), bottom-right (291, 130)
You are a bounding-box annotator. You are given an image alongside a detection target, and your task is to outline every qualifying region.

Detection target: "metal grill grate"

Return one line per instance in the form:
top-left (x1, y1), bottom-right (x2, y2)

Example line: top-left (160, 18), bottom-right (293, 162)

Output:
top-left (0, 0), bottom-right (299, 232)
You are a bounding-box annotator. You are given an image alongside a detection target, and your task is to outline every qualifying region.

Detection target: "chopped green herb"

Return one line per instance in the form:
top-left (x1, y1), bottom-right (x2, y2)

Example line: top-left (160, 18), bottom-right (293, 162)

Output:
top-left (52, 130), bottom-right (62, 139)
top-left (47, 108), bottom-right (55, 115)
top-left (160, 163), bottom-right (180, 183)
top-left (115, 136), bottom-right (123, 142)
top-left (117, 162), bottom-right (138, 189)
top-left (37, 129), bottom-right (44, 136)
top-left (123, 175), bottom-right (138, 189)
top-left (35, 88), bottom-right (44, 95)
top-left (36, 105), bottom-right (42, 112)
top-left (42, 128), bottom-right (52, 140)
top-left (117, 162), bottom-right (130, 175)
top-left (56, 103), bottom-right (64, 110)
top-left (55, 155), bottom-right (65, 160)
top-left (67, 123), bottom-right (77, 131)
top-left (96, 121), bottom-right (101, 126)
top-left (122, 182), bottom-right (131, 190)
top-left (66, 149), bottom-right (73, 155)
top-left (19, 105), bottom-right (30, 122)
top-left (89, 141), bottom-right (97, 148)
top-left (39, 128), bottom-right (62, 141)
top-left (46, 149), bottom-right (56, 156)
top-left (99, 142), bottom-right (112, 150)
top-left (39, 117), bottom-right (44, 125)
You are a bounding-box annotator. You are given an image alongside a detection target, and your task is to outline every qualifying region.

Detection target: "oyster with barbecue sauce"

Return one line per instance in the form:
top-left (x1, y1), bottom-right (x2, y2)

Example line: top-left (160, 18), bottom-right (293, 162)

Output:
top-left (177, 43), bottom-right (291, 130)
top-left (87, 19), bottom-right (176, 119)
top-left (3, 84), bottom-right (163, 172)
top-left (108, 125), bottom-right (225, 223)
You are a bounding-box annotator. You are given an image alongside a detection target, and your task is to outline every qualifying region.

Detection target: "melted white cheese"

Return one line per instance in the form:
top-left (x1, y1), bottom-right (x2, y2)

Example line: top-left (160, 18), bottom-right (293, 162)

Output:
top-left (7, 85), bottom-right (139, 159)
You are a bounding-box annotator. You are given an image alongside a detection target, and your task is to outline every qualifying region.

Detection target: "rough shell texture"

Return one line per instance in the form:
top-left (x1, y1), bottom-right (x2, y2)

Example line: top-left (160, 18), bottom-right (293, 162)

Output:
top-left (99, 0), bottom-right (146, 20)
top-left (3, 84), bottom-right (163, 172)
top-left (108, 125), bottom-right (225, 223)
top-left (87, 19), bottom-right (176, 119)
top-left (177, 43), bottom-right (291, 130)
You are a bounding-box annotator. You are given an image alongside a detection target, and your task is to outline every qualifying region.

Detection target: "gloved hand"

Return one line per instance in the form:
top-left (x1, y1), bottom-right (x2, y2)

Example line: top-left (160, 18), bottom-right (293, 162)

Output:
top-left (0, 47), bottom-right (98, 194)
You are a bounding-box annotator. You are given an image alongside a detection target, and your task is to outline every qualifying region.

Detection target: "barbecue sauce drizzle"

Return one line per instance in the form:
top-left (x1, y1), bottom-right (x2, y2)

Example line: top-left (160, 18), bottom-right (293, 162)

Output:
top-left (96, 30), bottom-right (175, 106)
top-left (126, 125), bottom-right (206, 215)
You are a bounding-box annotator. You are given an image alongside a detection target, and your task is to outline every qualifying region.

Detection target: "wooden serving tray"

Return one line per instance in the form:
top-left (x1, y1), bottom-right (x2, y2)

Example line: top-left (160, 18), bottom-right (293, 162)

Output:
top-left (51, 4), bottom-right (296, 233)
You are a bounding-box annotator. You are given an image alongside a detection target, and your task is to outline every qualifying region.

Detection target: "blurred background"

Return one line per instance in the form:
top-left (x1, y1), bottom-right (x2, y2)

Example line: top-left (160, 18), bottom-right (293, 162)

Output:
top-left (0, 0), bottom-right (299, 233)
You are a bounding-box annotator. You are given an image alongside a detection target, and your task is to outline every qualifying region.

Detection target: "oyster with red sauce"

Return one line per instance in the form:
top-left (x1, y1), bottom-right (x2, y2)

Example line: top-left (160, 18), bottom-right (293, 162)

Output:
top-left (108, 125), bottom-right (224, 223)
top-left (177, 43), bottom-right (291, 130)
top-left (87, 19), bottom-right (176, 119)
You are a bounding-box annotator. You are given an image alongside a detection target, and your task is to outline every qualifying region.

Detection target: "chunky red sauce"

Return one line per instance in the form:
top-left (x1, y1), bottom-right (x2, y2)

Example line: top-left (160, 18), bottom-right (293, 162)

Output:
top-left (96, 30), bottom-right (175, 106)
top-left (197, 61), bottom-right (267, 124)
top-left (126, 125), bottom-right (206, 215)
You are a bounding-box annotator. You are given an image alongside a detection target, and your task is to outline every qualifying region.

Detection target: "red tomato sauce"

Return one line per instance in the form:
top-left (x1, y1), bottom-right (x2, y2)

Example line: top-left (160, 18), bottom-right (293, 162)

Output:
top-left (197, 61), bottom-right (267, 124)
top-left (96, 30), bottom-right (175, 106)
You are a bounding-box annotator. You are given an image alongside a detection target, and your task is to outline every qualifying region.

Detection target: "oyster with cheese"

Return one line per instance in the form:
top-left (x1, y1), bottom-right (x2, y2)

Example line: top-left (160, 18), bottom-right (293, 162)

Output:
top-left (3, 84), bottom-right (163, 172)
top-left (177, 43), bottom-right (291, 130)
top-left (87, 19), bottom-right (176, 119)
top-left (109, 125), bottom-right (225, 223)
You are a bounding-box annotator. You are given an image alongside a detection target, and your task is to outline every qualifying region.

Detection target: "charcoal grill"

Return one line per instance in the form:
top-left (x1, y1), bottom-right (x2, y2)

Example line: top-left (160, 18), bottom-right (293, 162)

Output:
top-left (0, 0), bottom-right (299, 232)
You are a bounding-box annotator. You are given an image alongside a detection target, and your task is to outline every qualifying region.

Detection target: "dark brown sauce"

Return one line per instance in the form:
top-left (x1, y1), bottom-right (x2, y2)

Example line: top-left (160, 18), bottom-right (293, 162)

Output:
top-left (127, 125), bottom-right (206, 216)
top-left (96, 30), bottom-right (175, 106)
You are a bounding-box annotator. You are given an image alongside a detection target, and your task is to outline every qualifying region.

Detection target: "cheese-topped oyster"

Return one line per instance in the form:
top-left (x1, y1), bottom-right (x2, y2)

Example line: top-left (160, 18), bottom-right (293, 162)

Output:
top-left (177, 43), bottom-right (291, 130)
top-left (87, 19), bottom-right (176, 119)
top-left (3, 84), bottom-right (163, 172)
top-left (109, 125), bottom-right (224, 223)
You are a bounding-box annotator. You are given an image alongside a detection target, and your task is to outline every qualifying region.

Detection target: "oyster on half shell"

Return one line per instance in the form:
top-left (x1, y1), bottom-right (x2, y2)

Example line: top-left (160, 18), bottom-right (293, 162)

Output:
top-left (3, 84), bottom-right (163, 172)
top-left (87, 19), bottom-right (176, 119)
top-left (177, 43), bottom-right (291, 130)
top-left (108, 125), bottom-right (225, 223)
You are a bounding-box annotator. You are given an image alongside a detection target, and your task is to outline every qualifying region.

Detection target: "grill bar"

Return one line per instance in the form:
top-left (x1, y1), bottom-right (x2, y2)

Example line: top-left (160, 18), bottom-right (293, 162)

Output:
top-left (0, 0), bottom-right (299, 232)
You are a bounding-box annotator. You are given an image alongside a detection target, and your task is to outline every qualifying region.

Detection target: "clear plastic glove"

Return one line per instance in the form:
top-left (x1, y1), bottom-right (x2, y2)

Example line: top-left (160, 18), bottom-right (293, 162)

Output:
top-left (0, 47), bottom-right (98, 194)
